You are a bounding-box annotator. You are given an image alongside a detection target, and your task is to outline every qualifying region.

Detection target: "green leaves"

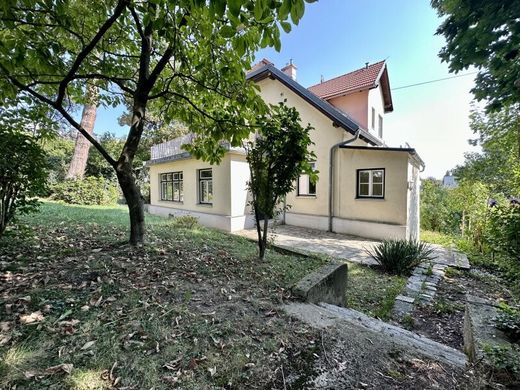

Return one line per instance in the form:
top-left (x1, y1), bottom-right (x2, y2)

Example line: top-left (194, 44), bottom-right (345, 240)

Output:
top-left (432, 0), bottom-right (520, 110)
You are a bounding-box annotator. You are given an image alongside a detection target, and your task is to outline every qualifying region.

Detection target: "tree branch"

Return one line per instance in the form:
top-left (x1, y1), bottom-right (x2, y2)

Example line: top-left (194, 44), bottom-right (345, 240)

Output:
top-left (0, 64), bottom-right (116, 167)
top-left (55, 0), bottom-right (128, 105)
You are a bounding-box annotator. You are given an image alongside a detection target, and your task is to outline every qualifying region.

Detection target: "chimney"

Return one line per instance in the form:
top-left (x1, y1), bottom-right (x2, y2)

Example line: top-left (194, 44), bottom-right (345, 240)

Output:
top-left (281, 59), bottom-right (297, 80)
top-left (365, 62), bottom-right (369, 69)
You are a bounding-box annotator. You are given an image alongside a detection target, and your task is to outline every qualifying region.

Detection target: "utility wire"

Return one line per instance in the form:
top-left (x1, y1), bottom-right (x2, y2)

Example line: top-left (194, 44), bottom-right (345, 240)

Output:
top-left (391, 71), bottom-right (478, 91)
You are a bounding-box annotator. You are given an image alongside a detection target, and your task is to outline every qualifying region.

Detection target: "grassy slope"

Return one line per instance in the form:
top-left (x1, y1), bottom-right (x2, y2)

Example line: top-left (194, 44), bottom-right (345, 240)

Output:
top-left (0, 202), bottom-right (327, 389)
top-left (345, 263), bottom-right (406, 320)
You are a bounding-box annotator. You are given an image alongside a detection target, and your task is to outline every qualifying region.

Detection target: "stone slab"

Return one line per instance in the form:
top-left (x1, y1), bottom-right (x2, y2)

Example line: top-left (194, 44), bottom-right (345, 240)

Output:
top-left (292, 262), bottom-right (348, 307)
top-left (284, 302), bottom-right (467, 368)
top-left (464, 294), bottom-right (511, 362)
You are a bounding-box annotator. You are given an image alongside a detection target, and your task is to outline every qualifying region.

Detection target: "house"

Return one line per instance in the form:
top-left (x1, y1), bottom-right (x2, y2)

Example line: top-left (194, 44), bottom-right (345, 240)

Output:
top-left (442, 171), bottom-right (458, 188)
top-left (146, 60), bottom-right (424, 240)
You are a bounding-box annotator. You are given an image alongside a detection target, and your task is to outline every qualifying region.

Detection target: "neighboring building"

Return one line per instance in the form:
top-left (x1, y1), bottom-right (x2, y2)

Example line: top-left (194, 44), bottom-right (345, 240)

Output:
top-left (147, 60), bottom-right (425, 240)
top-left (442, 171), bottom-right (458, 188)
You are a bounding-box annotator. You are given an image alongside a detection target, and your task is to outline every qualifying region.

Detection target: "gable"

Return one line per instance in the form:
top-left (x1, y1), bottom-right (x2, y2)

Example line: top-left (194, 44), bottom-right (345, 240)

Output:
top-left (247, 65), bottom-right (382, 146)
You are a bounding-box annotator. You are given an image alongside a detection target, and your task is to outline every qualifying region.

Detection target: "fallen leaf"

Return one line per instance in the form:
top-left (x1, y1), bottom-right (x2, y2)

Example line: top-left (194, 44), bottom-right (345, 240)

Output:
top-left (80, 340), bottom-right (96, 350)
top-left (0, 321), bottom-right (11, 332)
top-left (45, 363), bottom-right (73, 375)
top-left (20, 311), bottom-right (44, 324)
top-left (92, 248), bottom-right (102, 253)
top-left (208, 366), bottom-right (217, 377)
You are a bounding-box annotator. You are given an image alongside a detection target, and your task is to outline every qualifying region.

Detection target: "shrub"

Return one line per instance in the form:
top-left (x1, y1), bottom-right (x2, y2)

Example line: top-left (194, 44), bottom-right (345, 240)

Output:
top-left (487, 202), bottom-right (520, 259)
top-left (0, 129), bottom-right (48, 237)
top-left (169, 215), bottom-right (199, 229)
top-left (51, 177), bottom-right (119, 205)
top-left (495, 303), bottom-right (520, 342)
top-left (367, 239), bottom-right (435, 276)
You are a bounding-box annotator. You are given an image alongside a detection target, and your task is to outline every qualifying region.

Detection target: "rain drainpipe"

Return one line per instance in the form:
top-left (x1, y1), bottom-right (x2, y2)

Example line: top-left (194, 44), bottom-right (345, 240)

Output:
top-left (328, 129), bottom-right (360, 232)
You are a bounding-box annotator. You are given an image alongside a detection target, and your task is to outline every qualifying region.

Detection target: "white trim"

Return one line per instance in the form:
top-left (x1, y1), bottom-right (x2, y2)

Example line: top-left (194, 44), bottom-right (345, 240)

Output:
top-left (285, 212), bottom-right (407, 240)
top-left (147, 205), bottom-right (255, 232)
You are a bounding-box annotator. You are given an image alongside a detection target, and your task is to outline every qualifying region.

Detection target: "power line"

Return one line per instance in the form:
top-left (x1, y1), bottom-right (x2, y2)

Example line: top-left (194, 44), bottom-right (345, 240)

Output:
top-left (391, 71), bottom-right (478, 91)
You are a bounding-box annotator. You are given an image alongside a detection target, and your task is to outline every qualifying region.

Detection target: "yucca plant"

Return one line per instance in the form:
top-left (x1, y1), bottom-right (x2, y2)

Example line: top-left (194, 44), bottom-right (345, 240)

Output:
top-left (367, 239), bottom-right (435, 276)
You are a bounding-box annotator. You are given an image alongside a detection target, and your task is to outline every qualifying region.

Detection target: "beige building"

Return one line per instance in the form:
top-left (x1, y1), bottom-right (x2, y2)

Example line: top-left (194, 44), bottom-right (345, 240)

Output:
top-left (147, 60), bottom-right (424, 240)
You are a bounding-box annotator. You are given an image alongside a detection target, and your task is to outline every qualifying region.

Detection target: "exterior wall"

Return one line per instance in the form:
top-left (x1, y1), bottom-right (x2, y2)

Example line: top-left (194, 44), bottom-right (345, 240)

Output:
top-left (335, 148), bottom-right (409, 226)
top-left (327, 90), bottom-right (369, 129)
top-left (284, 212), bottom-right (407, 240)
top-left (256, 78), bottom-right (369, 219)
top-left (367, 84), bottom-right (385, 140)
top-left (148, 152), bottom-right (255, 232)
top-left (406, 160), bottom-right (421, 240)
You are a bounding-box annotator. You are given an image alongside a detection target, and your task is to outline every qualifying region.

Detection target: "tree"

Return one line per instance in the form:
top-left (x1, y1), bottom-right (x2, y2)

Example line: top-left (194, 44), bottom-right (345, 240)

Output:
top-left (432, 0), bottom-right (520, 111)
top-left (66, 86), bottom-right (99, 179)
top-left (0, 0), bottom-right (315, 245)
top-left (0, 127), bottom-right (48, 237)
top-left (454, 105), bottom-right (520, 195)
top-left (246, 102), bottom-right (316, 260)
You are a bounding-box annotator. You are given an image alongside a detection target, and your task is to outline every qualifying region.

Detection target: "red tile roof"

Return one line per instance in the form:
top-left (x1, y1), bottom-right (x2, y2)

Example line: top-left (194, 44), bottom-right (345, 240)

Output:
top-left (248, 58), bottom-right (274, 74)
top-left (308, 60), bottom-right (386, 99)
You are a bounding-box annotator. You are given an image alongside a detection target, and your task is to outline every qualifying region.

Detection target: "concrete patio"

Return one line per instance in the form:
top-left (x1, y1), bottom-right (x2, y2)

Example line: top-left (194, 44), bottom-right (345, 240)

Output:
top-left (235, 225), bottom-right (380, 265)
top-left (235, 225), bottom-right (471, 269)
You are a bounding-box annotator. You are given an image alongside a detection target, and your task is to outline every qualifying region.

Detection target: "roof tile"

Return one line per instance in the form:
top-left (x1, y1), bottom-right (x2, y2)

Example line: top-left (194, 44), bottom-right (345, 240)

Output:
top-left (308, 61), bottom-right (386, 99)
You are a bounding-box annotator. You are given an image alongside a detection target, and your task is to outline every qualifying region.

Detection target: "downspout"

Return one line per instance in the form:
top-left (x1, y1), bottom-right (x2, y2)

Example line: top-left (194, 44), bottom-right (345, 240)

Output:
top-left (328, 129), bottom-right (360, 232)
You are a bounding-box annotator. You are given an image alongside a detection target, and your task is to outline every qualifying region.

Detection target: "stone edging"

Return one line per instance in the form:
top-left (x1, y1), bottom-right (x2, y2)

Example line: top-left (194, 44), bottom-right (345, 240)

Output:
top-left (393, 262), bottom-right (448, 318)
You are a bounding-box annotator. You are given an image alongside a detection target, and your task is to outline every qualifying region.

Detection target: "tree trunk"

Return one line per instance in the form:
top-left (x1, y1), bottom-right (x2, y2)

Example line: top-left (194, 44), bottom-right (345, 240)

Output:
top-left (117, 163), bottom-right (145, 245)
top-left (259, 216), bottom-right (269, 260)
top-left (66, 86), bottom-right (98, 179)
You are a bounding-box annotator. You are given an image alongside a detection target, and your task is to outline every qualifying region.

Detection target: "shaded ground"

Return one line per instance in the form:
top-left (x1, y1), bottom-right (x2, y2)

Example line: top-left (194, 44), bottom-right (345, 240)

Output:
top-left (404, 267), bottom-right (516, 351)
top-left (0, 202), bottom-right (327, 389)
top-left (2, 204), bottom-right (512, 389)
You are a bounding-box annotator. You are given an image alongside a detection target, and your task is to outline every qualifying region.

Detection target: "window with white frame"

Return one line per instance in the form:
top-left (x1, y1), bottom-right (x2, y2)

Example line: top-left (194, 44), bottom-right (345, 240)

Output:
top-left (378, 115), bottom-right (383, 138)
top-left (160, 172), bottom-right (183, 202)
top-left (371, 107), bottom-right (375, 129)
top-left (357, 168), bottom-right (385, 198)
top-left (297, 162), bottom-right (316, 196)
top-left (198, 169), bottom-right (213, 204)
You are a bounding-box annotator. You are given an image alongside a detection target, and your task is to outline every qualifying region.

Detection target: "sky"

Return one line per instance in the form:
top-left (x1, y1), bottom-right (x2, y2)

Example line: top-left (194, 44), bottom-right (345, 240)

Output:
top-left (93, 0), bottom-right (478, 179)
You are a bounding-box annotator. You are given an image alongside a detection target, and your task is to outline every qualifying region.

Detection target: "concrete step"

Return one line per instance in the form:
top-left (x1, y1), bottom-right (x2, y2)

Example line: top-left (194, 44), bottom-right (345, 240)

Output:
top-left (284, 302), bottom-right (468, 368)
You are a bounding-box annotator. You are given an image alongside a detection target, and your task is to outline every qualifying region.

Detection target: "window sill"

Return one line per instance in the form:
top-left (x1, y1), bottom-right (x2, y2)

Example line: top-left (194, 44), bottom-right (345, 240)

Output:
top-left (159, 200), bottom-right (184, 204)
top-left (296, 195), bottom-right (317, 199)
top-left (355, 197), bottom-right (385, 201)
top-left (197, 203), bottom-right (213, 207)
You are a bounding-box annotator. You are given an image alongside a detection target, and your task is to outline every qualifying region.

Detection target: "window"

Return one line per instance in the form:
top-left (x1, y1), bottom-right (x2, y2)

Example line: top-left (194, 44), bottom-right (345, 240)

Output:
top-left (357, 169), bottom-right (385, 198)
top-left (371, 107), bottom-right (375, 129)
top-left (297, 162), bottom-right (316, 196)
top-left (378, 115), bottom-right (383, 138)
top-left (198, 169), bottom-right (213, 204)
top-left (160, 172), bottom-right (183, 202)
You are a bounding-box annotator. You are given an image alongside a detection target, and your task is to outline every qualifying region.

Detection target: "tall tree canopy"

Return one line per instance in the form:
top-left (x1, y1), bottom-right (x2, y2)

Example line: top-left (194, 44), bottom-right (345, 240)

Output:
top-left (455, 104), bottom-right (520, 195)
top-left (432, 0), bottom-right (520, 111)
top-left (0, 0), bottom-right (315, 244)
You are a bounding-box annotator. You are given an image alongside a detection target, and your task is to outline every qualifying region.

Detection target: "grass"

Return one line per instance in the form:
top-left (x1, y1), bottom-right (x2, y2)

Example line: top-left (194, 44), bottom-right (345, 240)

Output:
top-left (345, 262), bottom-right (406, 320)
top-left (0, 201), bottom-right (327, 389)
top-left (422, 229), bottom-right (520, 300)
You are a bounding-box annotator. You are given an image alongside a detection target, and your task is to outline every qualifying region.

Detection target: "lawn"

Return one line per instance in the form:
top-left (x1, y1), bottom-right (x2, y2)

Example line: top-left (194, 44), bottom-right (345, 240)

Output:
top-left (345, 262), bottom-right (406, 320)
top-left (0, 201), bottom-right (327, 389)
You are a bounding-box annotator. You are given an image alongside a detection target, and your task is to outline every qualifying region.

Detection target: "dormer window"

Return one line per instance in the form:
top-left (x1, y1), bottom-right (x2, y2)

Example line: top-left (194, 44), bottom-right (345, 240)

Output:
top-left (378, 115), bottom-right (383, 138)
top-left (371, 107), bottom-right (375, 129)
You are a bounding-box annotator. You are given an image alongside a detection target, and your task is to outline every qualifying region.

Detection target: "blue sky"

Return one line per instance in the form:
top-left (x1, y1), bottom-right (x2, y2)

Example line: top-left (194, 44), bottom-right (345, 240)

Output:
top-left (94, 0), bottom-right (477, 179)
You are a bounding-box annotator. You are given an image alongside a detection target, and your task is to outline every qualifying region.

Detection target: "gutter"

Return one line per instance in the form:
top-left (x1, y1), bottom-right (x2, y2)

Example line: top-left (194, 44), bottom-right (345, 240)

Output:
top-left (328, 130), bottom-right (360, 232)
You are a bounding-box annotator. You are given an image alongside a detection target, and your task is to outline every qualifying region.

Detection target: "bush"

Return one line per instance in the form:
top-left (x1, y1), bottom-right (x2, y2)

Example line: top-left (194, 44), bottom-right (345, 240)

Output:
top-left (0, 129), bottom-right (48, 237)
top-left (51, 177), bottom-right (119, 205)
top-left (367, 239), bottom-right (435, 276)
top-left (487, 202), bottom-right (520, 259)
top-left (495, 303), bottom-right (520, 343)
top-left (169, 215), bottom-right (199, 229)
